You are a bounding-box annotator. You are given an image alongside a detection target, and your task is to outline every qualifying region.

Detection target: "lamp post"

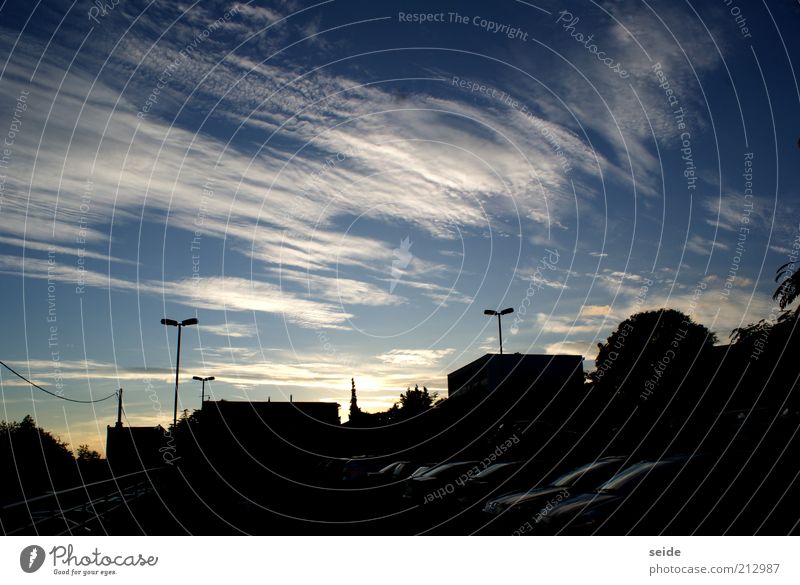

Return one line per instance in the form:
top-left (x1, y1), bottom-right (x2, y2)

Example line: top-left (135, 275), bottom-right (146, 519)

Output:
top-left (484, 308), bottom-right (514, 354)
top-left (192, 375), bottom-right (215, 404)
top-left (161, 317), bottom-right (198, 428)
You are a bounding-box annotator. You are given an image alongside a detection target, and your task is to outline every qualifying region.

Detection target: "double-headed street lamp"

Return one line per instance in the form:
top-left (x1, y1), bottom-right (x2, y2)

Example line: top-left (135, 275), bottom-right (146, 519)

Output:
top-left (161, 317), bottom-right (198, 428)
top-left (192, 375), bottom-right (215, 404)
top-left (484, 308), bottom-right (514, 355)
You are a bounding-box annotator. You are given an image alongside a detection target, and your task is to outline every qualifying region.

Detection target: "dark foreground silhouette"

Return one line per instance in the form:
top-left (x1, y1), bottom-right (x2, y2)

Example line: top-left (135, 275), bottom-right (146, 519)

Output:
top-left (3, 304), bottom-right (800, 535)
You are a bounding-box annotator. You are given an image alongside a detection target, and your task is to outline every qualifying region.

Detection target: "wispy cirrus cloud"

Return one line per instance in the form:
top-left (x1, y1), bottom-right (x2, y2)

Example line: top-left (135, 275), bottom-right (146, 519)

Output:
top-left (200, 321), bottom-right (257, 338)
top-left (376, 348), bottom-right (455, 367)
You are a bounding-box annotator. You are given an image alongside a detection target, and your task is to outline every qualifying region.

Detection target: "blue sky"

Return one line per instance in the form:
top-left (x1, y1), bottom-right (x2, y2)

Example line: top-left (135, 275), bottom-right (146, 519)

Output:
top-left (0, 0), bottom-right (798, 453)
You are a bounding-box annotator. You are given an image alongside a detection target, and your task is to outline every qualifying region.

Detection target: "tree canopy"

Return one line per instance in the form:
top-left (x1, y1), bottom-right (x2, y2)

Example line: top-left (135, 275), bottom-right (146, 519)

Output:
top-left (0, 415), bottom-right (79, 502)
top-left (382, 384), bottom-right (439, 423)
top-left (773, 262), bottom-right (800, 312)
top-left (589, 309), bottom-right (717, 406)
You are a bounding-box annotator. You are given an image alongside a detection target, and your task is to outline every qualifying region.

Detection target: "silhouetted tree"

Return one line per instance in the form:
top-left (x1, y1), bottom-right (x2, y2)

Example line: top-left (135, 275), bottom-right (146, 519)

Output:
top-left (730, 318), bottom-right (774, 345)
top-left (76, 444), bottom-right (101, 462)
top-left (399, 384), bottom-right (437, 409)
top-left (383, 384), bottom-right (439, 422)
top-left (173, 408), bottom-right (202, 441)
top-left (75, 444), bottom-right (107, 482)
top-left (589, 309), bottom-right (717, 408)
top-left (170, 408), bottom-right (205, 466)
top-left (773, 261), bottom-right (800, 312)
top-left (730, 310), bottom-right (799, 371)
top-left (727, 260), bottom-right (800, 368)
top-left (0, 415), bottom-right (78, 503)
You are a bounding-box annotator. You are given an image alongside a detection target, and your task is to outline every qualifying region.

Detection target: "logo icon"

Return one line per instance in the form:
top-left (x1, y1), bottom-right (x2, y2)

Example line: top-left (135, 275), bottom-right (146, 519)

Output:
top-left (390, 236), bottom-right (413, 293)
top-left (20, 545), bottom-right (45, 573)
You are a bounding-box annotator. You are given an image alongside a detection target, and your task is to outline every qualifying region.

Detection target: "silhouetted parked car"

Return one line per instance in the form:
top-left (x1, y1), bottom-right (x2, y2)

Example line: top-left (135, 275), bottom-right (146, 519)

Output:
top-left (534, 455), bottom-right (704, 534)
top-left (402, 461), bottom-right (480, 504)
top-left (454, 461), bottom-right (525, 507)
top-left (478, 456), bottom-right (628, 533)
top-left (342, 457), bottom-right (386, 482)
top-left (367, 461), bottom-right (410, 484)
top-left (408, 464), bottom-right (436, 478)
top-left (391, 461), bottom-right (432, 481)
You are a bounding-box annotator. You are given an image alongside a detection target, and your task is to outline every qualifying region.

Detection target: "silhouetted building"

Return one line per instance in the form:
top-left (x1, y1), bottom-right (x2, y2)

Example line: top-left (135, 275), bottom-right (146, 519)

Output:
top-left (447, 353), bottom-right (584, 399)
top-left (201, 399), bottom-right (340, 427)
top-left (106, 424), bottom-right (167, 473)
top-left (198, 399), bottom-right (341, 466)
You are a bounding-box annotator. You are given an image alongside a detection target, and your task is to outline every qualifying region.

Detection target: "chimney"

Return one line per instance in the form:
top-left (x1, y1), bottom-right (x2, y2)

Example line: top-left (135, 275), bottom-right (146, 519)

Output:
top-left (115, 388), bottom-right (123, 428)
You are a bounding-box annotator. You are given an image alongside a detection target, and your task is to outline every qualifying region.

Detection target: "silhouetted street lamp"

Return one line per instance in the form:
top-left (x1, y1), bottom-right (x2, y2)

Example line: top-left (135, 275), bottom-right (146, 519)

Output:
top-left (192, 375), bottom-right (215, 404)
top-left (161, 317), bottom-right (198, 428)
top-left (484, 308), bottom-right (514, 355)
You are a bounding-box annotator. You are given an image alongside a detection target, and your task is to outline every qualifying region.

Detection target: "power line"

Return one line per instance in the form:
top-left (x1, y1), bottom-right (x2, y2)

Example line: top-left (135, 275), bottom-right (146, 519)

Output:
top-left (0, 359), bottom-right (117, 404)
